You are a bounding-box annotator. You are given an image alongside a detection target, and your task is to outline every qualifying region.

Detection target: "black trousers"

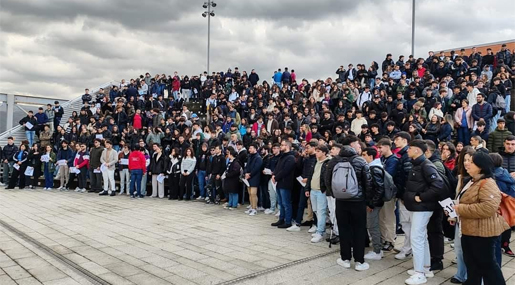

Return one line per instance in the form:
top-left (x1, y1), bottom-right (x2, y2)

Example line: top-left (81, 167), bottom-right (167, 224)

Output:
top-left (336, 200), bottom-right (367, 263)
top-left (8, 167), bottom-right (26, 189)
top-left (78, 168), bottom-right (87, 189)
top-left (428, 208), bottom-right (444, 263)
top-left (501, 229), bottom-right (511, 249)
top-left (89, 169), bottom-right (102, 192)
top-left (179, 174), bottom-right (193, 200)
top-left (168, 174), bottom-right (180, 199)
top-left (462, 235), bottom-right (505, 285)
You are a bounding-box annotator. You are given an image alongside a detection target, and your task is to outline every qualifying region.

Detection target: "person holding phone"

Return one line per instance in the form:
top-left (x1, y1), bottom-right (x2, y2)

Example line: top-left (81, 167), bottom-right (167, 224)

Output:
top-left (179, 147), bottom-right (196, 200)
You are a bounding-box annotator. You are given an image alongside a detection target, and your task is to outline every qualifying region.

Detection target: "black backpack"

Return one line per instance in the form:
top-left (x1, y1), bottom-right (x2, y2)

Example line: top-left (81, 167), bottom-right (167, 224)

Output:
top-left (370, 165), bottom-right (397, 201)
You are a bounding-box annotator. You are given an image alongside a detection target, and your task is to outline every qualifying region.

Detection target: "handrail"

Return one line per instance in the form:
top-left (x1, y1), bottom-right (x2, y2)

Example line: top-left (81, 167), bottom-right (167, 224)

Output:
top-left (0, 81), bottom-right (115, 139)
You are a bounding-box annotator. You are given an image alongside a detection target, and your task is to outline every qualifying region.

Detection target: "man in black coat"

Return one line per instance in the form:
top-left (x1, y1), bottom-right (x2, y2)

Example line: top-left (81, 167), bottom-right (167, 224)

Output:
top-left (271, 141), bottom-right (296, 229)
top-left (206, 145), bottom-right (226, 204)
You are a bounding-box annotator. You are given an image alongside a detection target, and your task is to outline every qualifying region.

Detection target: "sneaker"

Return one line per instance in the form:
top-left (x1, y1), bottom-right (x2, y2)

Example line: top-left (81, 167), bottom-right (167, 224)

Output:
top-left (382, 242), bottom-right (394, 251)
top-left (119, 190), bottom-right (124, 195)
top-left (0, 182), bottom-right (5, 186)
top-left (407, 269), bottom-right (434, 278)
top-left (264, 209), bottom-right (274, 215)
top-left (308, 225), bottom-right (318, 233)
top-left (80, 189), bottom-right (86, 193)
top-left (364, 251), bottom-right (383, 260)
top-left (244, 209), bottom-right (252, 214)
top-left (109, 191), bottom-right (116, 197)
top-left (223, 202), bottom-right (228, 206)
top-left (395, 250), bottom-right (412, 260)
top-left (271, 220), bottom-right (285, 227)
top-left (405, 272), bottom-right (427, 285)
top-left (337, 258), bottom-right (351, 268)
top-left (249, 209), bottom-right (257, 216)
top-left (246, 205), bottom-right (251, 209)
top-left (277, 223), bottom-right (292, 229)
top-left (223, 206), bottom-right (229, 209)
top-left (311, 233), bottom-right (324, 243)
top-left (286, 224), bottom-right (301, 232)
top-left (450, 243), bottom-right (455, 249)
top-left (257, 207), bottom-right (265, 211)
top-left (74, 188), bottom-right (81, 192)
top-left (196, 196), bottom-right (204, 201)
top-left (99, 191), bottom-right (108, 196)
top-left (355, 262), bottom-right (369, 271)
top-left (444, 237), bottom-right (454, 243)
top-left (137, 195), bottom-right (144, 199)
top-left (130, 195), bottom-right (135, 199)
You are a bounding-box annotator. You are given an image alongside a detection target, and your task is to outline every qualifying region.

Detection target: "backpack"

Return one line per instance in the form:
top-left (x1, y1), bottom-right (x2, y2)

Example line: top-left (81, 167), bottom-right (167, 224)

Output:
top-left (331, 158), bottom-right (361, 200)
top-left (370, 165), bottom-right (397, 201)
top-left (494, 93), bottom-right (506, 110)
top-left (421, 160), bottom-right (451, 200)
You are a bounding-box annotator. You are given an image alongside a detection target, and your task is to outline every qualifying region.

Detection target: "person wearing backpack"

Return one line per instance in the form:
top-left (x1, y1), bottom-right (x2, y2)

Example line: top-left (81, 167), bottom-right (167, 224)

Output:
top-left (271, 141), bottom-right (296, 229)
top-left (362, 147), bottom-right (386, 261)
top-left (325, 142), bottom-right (373, 272)
top-left (377, 138), bottom-right (399, 252)
top-left (403, 140), bottom-right (445, 285)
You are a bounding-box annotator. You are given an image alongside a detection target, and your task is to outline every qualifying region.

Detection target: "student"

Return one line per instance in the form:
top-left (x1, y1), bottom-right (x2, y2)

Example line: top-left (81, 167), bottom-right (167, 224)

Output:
top-left (74, 143), bottom-right (89, 193)
top-left (129, 147), bottom-right (147, 199)
top-left (149, 144), bottom-right (167, 199)
top-left (41, 145), bottom-right (56, 190)
top-left (223, 148), bottom-right (242, 210)
top-left (56, 140), bottom-right (74, 190)
top-left (118, 145), bottom-right (131, 195)
top-left (6, 144), bottom-right (29, 190)
top-left (179, 148), bottom-right (196, 200)
top-left (99, 140), bottom-right (118, 196)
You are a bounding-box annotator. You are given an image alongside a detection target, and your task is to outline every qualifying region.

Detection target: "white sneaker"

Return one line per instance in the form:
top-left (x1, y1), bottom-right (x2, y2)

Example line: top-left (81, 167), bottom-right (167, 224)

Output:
top-left (74, 188), bottom-right (80, 192)
top-left (308, 225), bottom-right (317, 233)
top-left (337, 258), bottom-right (351, 268)
top-left (311, 233), bottom-right (324, 243)
top-left (0, 182), bottom-right (5, 186)
top-left (80, 189), bottom-right (86, 193)
top-left (249, 209), bottom-right (257, 216)
top-left (364, 251), bottom-right (383, 260)
top-left (395, 250), bottom-right (412, 260)
top-left (223, 202), bottom-right (228, 206)
top-left (196, 196), bottom-right (203, 201)
top-left (264, 209), bottom-right (274, 215)
top-left (407, 269), bottom-right (434, 278)
top-left (405, 272), bottom-right (427, 284)
top-left (286, 224), bottom-right (300, 232)
top-left (257, 207), bottom-right (265, 211)
top-left (275, 211), bottom-right (280, 217)
top-left (355, 262), bottom-right (369, 271)
top-left (244, 209), bottom-right (252, 214)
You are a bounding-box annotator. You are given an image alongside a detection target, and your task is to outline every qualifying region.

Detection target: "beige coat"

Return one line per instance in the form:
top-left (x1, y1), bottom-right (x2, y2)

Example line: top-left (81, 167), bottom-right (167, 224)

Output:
top-left (456, 178), bottom-right (510, 237)
top-left (100, 148), bottom-right (119, 170)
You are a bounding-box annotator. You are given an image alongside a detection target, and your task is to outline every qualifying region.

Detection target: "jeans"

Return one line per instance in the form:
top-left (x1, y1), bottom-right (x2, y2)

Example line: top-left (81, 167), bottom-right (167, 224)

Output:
top-left (506, 95), bottom-right (511, 113)
top-left (310, 190), bottom-right (327, 236)
top-left (78, 167), bottom-right (87, 189)
top-left (268, 179), bottom-right (277, 211)
top-left (119, 169), bottom-right (130, 193)
top-left (197, 170), bottom-right (207, 198)
top-left (462, 235), bottom-right (506, 285)
top-left (367, 207), bottom-right (382, 253)
top-left (295, 187), bottom-right (309, 225)
top-left (457, 127), bottom-right (471, 145)
top-left (2, 161), bottom-right (14, 184)
top-left (490, 110), bottom-right (501, 133)
top-left (399, 202), bottom-right (412, 253)
top-left (25, 131), bottom-right (35, 146)
top-left (54, 117), bottom-right (61, 130)
top-left (228, 193), bottom-right (238, 208)
top-left (44, 164), bottom-right (53, 188)
top-left (336, 200), bottom-right (367, 263)
top-left (278, 188), bottom-right (292, 224)
top-left (130, 169), bottom-right (143, 196)
top-left (411, 211), bottom-right (433, 273)
top-left (454, 224), bottom-right (467, 282)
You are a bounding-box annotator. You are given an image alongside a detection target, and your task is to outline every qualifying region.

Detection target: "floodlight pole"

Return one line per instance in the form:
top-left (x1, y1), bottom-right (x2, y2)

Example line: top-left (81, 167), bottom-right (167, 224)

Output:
top-left (411, 0), bottom-right (415, 57)
top-left (207, 2), bottom-right (211, 75)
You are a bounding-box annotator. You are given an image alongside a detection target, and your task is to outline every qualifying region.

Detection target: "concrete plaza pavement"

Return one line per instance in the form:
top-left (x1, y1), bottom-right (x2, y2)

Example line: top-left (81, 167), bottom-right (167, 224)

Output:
top-left (1, 188), bottom-right (515, 285)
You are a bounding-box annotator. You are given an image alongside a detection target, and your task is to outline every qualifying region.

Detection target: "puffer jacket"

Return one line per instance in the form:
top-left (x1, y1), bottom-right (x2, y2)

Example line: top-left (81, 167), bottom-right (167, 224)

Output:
top-left (395, 146), bottom-right (412, 199)
top-left (500, 150), bottom-right (515, 173)
top-left (368, 159), bottom-right (385, 209)
top-left (149, 152), bottom-right (167, 174)
top-left (245, 152), bottom-right (263, 187)
top-left (324, 146), bottom-right (372, 202)
top-left (2, 144), bottom-right (18, 162)
top-left (456, 178), bottom-right (509, 237)
top-left (404, 155), bottom-right (445, 212)
top-left (273, 151), bottom-right (296, 190)
top-left (487, 128), bottom-right (512, 153)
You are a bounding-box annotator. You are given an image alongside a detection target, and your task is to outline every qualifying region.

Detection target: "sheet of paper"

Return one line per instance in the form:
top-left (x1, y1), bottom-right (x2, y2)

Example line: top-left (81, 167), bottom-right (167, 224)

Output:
top-left (221, 173), bottom-right (227, 180)
top-left (70, 167), bottom-right (80, 174)
top-left (25, 122), bottom-right (34, 130)
top-left (263, 168), bottom-right (272, 175)
top-left (296, 176), bottom-right (306, 187)
top-left (96, 134), bottom-right (103, 139)
top-left (100, 164), bottom-right (108, 172)
top-left (24, 166), bottom-right (34, 176)
top-left (439, 198), bottom-right (457, 218)
top-left (242, 178), bottom-right (250, 187)
top-left (41, 155), bottom-right (50, 162)
top-left (58, 160), bottom-right (67, 166)
top-left (157, 174), bottom-right (165, 184)
top-left (120, 158), bottom-right (129, 165)
top-left (13, 164), bottom-right (20, 170)
top-left (94, 168), bottom-right (101, 173)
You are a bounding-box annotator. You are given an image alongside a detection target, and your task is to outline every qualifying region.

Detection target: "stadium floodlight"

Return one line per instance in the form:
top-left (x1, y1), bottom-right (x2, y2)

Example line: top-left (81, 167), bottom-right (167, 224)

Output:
top-left (202, 1), bottom-right (218, 74)
top-left (202, 12), bottom-right (207, 17)
top-left (210, 11), bottom-right (215, 17)
top-left (203, 2), bottom-right (208, 8)
top-left (211, 2), bottom-right (217, 7)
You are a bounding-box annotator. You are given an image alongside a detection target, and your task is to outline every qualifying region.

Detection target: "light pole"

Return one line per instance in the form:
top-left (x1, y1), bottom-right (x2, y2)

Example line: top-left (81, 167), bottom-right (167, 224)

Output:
top-left (411, 0), bottom-right (415, 57)
top-left (202, 2), bottom-right (216, 75)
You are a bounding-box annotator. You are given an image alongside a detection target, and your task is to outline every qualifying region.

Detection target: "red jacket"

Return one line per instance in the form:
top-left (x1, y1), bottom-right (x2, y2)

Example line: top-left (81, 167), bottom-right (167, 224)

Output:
top-left (129, 151), bottom-right (146, 171)
top-left (133, 113), bottom-right (142, 130)
top-left (74, 151), bottom-right (89, 169)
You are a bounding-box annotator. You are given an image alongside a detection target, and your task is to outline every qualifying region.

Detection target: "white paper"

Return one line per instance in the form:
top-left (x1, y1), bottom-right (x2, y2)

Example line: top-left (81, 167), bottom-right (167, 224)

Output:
top-left (58, 160), bottom-right (67, 166)
top-left (41, 155), bottom-right (50, 162)
top-left (100, 164), bottom-right (108, 172)
top-left (439, 198), bottom-right (457, 218)
top-left (242, 178), bottom-right (250, 187)
top-left (70, 167), bottom-right (81, 174)
top-left (96, 103), bottom-right (101, 108)
top-left (263, 168), bottom-right (272, 175)
top-left (25, 122), bottom-right (34, 130)
top-left (120, 158), bottom-right (129, 165)
top-left (13, 164), bottom-right (20, 170)
top-left (157, 174), bottom-right (165, 184)
top-left (96, 134), bottom-right (103, 139)
top-left (296, 176), bottom-right (306, 187)
top-left (94, 168), bottom-right (101, 173)
top-left (221, 173), bottom-right (227, 180)
top-left (24, 166), bottom-right (34, 176)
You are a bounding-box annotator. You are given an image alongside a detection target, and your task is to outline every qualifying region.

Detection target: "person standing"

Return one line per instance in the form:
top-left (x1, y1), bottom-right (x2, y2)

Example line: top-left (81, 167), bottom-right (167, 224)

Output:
top-left (206, 145), bottom-right (225, 204)
top-left (27, 143), bottom-right (42, 190)
top-left (74, 143), bottom-right (89, 193)
top-left (118, 145), bottom-right (131, 195)
top-left (244, 143), bottom-right (263, 216)
top-left (454, 152), bottom-right (508, 285)
top-left (149, 144), bottom-right (167, 199)
top-left (325, 145), bottom-right (372, 271)
top-left (2, 137), bottom-right (18, 186)
top-left (19, 111), bottom-right (38, 147)
top-left (56, 141), bottom-right (73, 190)
top-left (499, 135), bottom-right (515, 257)
top-left (99, 140), bottom-right (118, 196)
top-left (263, 143), bottom-right (281, 215)
top-left (53, 101), bottom-right (64, 129)
top-left (289, 141), bottom-right (316, 231)
top-left (6, 144), bottom-right (29, 190)
top-left (89, 139), bottom-right (104, 193)
top-left (403, 140), bottom-right (445, 285)
top-left (167, 148), bottom-right (182, 200)
top-left (196, 143), bottom-right (209, 201)
top-left (129, 146), bottom-right (147, 199)
top-left (41, 145), bottom-right (56, 190)
top-left (179, 148), bottom-right (196, 200)
top-left (271, 141), bottom-right (296, 229)
top-left (223, 148), bottom-right (242, 210)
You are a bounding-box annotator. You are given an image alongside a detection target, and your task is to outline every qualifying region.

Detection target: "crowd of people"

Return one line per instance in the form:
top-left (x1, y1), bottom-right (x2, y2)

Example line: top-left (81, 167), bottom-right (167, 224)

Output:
top-left (1, 44), bottom-right (515, 284)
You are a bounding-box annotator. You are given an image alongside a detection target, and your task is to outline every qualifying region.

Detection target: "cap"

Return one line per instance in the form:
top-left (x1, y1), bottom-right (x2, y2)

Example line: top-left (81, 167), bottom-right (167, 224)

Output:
top-left (409, 139), bottom-right (428, 153)
top-left (191, 113), bottom-right (198, 119)
top-left (54, 101), bottom-right (59, 104)
top-left (498, 118), bottom-right (506, 123)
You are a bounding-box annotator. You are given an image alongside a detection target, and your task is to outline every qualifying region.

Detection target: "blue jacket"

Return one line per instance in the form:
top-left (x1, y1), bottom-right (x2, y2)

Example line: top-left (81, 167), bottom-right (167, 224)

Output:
top-left (34, 112), bottom-right (48, 125)
top-left (273, 72), bottom-right (282, 83)
top-left (493, 167), bottom-right (515, 198)
top-left (471, 102), bottom-right (493, 126)
top-left (438, 123), bottom-right (452, 142)
top-left (246, 153), bottom-right (263, 187)
top-left (56, 147), bottom-right (74, 166)
top-left (381, 154), bottom-right (399, 176)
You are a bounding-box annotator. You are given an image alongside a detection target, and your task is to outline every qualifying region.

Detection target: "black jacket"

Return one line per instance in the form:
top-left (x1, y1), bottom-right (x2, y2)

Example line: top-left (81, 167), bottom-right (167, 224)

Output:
top-left (404, 155), bottom-right (445, 211)
top-left (19, 116), bottom-right (38, 131)
top-left (301, 154), bottom-right (317, 180)
top-left (395, 146), bottom-right (412, 199)
top-left (149, 153), bottom-right (167, 174)
top-left (223, 159), bottom-right (242, 193)
top-left (305, 158), bottom-right (330, 193)
top-left (501, 150), bottom-right (515, 173)
top-left (245, 152), bottom-right (262, 187)
top-left (368, 163), bottom-right (386, 208)
top-left (325, 146), bottom-right (372, 202)
top-left (207, 154), bottom-right (225, 176)
top-left (273, 151), bottom-right (296, 190)
top-left (2, 144), bottom-right (18, 162)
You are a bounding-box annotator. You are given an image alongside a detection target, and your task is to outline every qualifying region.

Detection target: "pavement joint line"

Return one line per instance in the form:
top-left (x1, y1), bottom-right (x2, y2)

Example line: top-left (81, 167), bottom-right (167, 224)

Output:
top-left (0, 218), bottom-right (112, 285)
top-left (216, 248), bottom-right (339, 285)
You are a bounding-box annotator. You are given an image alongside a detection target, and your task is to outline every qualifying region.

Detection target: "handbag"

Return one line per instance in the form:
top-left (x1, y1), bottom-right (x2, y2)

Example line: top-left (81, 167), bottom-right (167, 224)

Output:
top-left (500, 192), bottom-right (515, 227)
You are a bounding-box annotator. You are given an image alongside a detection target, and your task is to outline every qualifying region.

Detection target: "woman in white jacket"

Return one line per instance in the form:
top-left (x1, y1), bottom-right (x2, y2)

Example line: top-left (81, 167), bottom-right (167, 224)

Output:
top-left (99, 140), bottom-right (119, 196)
top-left (179, 147), bottom-right (196, 201)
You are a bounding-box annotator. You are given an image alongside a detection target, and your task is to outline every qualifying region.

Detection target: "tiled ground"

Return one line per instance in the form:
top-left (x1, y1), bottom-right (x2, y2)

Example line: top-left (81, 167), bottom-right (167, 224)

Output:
top-left (0, 188), bottom-right (514, 285)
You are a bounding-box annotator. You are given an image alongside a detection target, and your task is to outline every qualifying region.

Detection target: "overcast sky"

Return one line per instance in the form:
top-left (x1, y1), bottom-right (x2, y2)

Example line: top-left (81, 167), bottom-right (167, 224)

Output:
top-left (1, 0), bottom-right (514, 99)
